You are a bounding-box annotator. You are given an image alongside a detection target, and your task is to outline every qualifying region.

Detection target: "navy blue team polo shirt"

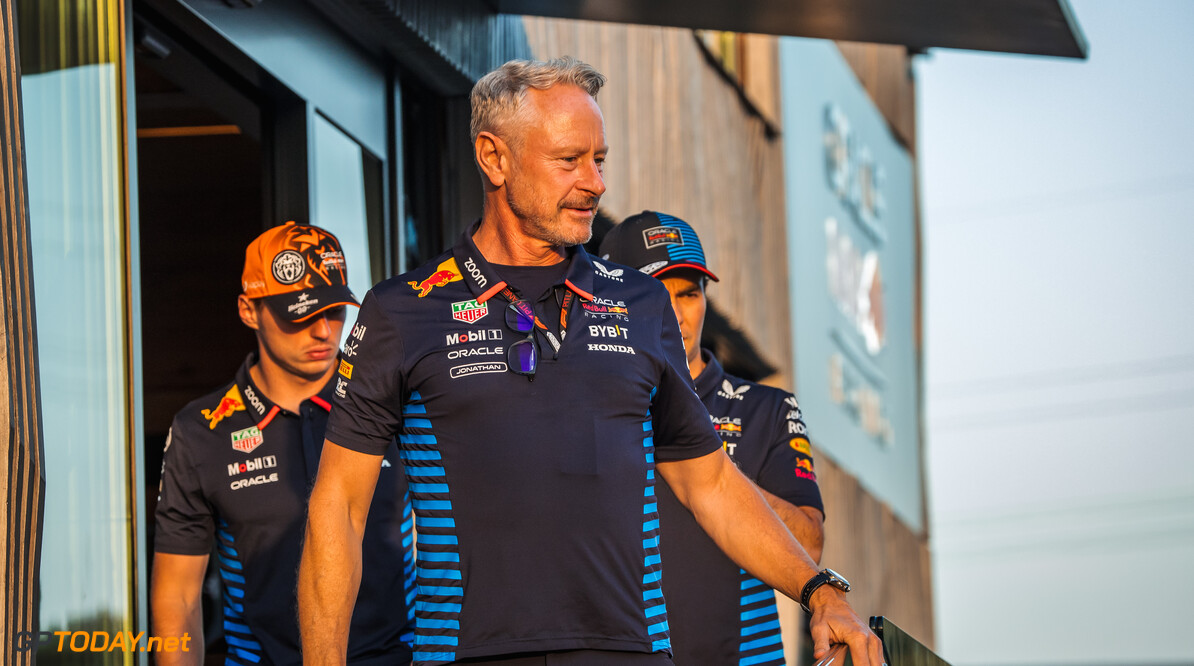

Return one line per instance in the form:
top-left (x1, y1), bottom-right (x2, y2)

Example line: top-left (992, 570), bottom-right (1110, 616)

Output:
top-left (325, 223), bottom-right (723, 665)
top-left (657, 350), bottom-right (823, 666)
top-left (155, 355), bottom-right (415, 665)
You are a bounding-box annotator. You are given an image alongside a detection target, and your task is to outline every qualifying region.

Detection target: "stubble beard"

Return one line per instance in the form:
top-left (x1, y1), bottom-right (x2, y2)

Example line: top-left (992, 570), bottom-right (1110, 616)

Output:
top-left (506, 185), bottom-right (597, 247)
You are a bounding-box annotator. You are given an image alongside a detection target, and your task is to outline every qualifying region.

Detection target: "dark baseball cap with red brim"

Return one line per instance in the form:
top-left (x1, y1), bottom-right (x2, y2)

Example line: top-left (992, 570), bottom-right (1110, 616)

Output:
top-left (597, 210), bottom-right (719, 282)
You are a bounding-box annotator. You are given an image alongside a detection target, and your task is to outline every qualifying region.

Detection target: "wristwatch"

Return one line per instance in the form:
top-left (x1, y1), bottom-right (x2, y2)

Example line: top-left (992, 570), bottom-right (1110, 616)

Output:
top-left (799, 568), bottom-right (851, 613)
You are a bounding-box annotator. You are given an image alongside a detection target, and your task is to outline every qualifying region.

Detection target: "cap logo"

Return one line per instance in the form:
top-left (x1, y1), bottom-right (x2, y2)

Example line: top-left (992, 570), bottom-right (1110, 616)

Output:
top-left (272, 250), bottom-right (306, 285)
top-left (643, 226), bottom-right (684, 249)
top-left (287, 292), bottom-right (318, 315)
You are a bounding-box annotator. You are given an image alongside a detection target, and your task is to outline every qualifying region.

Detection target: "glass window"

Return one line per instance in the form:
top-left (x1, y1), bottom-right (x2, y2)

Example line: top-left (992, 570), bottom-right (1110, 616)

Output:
top-left (311, 112), bottom-right (384, 342)
top-left (18, 0), bottom-right (134, 661)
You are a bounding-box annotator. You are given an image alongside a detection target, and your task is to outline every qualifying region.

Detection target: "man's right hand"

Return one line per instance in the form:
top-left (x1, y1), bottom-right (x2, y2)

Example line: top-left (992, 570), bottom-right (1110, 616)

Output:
top-left (150, 552), bottom-right (209, 666)
top-left (808, 585), bottom-right (886, 666)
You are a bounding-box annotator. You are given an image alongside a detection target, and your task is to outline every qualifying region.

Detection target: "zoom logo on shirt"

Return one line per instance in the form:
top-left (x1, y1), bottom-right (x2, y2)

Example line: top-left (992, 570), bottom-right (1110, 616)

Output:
top-left (464, 257), bottom-right (487, 288)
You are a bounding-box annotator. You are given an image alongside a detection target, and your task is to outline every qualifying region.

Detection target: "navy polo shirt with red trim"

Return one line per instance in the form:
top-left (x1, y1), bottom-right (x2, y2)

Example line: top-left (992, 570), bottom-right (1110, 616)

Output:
top-left (154, 355), bottom-right (415, 666)
top-left (325, 222), bottom-right (723, 665)
top-left (657, 351), bottom-right (823, 666)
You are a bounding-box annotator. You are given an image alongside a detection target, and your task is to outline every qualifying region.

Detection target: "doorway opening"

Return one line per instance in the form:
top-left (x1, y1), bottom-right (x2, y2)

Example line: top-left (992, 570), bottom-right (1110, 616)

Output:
top-left (134, 15), bottom-right (266, 659)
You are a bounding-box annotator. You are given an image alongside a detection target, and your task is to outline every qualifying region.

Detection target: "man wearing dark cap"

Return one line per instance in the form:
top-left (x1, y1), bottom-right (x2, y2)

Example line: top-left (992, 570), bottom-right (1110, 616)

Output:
top-left (601, 211), bottom-right (829, 666)
top-left (152, 222), bottom-right (414, 665)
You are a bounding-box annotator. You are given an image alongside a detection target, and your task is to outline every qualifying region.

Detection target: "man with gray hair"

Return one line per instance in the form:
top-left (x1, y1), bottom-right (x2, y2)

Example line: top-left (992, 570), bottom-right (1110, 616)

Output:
top-left (299, 57), bottom-right (883, 666)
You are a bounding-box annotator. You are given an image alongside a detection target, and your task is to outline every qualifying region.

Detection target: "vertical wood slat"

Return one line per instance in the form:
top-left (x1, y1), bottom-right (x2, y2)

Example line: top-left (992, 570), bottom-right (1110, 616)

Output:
top-left (0, 0), bottom-right (47, 663)
top-left (835, 41), bottom-right (918, 153)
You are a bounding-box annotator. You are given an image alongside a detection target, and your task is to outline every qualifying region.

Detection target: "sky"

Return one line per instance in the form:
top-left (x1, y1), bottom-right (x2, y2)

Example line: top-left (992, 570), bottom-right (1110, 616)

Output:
top-left (916, 1), bottom-right (1194, 663)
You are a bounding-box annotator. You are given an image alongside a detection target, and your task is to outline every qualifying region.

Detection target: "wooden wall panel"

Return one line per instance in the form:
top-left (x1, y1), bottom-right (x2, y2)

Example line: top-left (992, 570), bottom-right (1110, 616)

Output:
top-left (813, 447), bottom-right (936, 649)
top-left (741, 33), bottom-right (781, 128)
top-left (523, 18), bottom-right (795, 387)
top-left (1, 1), bottom-right (46, 661)
top-left (835, 41), bottom-right (918, 153)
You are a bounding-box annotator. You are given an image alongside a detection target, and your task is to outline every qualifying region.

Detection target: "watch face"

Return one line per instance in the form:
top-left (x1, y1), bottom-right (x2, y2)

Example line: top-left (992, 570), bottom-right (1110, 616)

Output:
top-left (824, 568), bottom-right (852, 592)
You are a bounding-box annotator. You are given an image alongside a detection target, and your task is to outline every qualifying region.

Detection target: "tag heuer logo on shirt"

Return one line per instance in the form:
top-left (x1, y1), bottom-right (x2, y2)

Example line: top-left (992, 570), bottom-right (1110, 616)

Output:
top-left (231, 426), bottom-right (264, 454)
top-left (451, 299), bottom-right (489, 324)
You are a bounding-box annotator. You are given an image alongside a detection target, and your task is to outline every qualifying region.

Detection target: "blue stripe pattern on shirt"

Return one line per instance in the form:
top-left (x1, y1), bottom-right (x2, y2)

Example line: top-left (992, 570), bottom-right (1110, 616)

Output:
top-left (736, 568), bottom-right (784, 665)
top-left (640, 398), bottom-right (670, 653)
top-left (215, 523), bottom-right (263, 664)
top-left (404, 391), bottom-right (462, 665)
top-left (401, 491), bottom-right (417, 645)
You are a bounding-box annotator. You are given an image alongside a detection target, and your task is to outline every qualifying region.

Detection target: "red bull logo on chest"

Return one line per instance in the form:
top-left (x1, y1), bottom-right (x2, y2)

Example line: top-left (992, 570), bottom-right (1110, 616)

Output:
top-left (202, 385), bottom-right (245, 430)
top-left (409, 258), bottom-right (463, 297)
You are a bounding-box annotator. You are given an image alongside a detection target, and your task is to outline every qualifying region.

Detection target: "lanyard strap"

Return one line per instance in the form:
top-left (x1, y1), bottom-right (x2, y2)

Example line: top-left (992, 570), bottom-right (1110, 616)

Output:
top-left (498, 285), bottom-right (574, 355)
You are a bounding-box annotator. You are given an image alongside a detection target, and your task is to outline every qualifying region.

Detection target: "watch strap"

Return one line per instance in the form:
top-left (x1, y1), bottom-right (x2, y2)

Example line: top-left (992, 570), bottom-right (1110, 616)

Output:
top-left (800, 570), bottom-right (833, 613)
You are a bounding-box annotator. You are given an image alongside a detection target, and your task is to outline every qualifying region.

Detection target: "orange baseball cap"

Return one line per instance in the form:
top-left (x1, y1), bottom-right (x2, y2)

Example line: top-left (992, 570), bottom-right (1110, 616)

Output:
top-left (242, 222), bottom-right (360, 322)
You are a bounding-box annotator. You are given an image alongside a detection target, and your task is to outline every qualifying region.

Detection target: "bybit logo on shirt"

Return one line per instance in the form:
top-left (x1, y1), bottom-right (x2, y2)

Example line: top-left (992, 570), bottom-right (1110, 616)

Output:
top-left (588, 324), bottom-right (629, 339)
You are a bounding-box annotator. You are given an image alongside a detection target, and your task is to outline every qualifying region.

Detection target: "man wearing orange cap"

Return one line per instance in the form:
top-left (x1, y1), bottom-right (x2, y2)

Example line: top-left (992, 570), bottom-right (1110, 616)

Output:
top-left (151, 222), bottom-right (414, 665)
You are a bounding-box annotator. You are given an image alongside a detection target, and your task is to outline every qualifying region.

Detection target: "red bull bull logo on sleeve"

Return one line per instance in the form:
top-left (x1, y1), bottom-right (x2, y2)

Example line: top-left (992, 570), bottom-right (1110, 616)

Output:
top-left (408, 258), bottom-right (463, 297)
top-left (794, 457), bottom-right (816, 481)
top-left (202, 385), bottom-right (246, 430)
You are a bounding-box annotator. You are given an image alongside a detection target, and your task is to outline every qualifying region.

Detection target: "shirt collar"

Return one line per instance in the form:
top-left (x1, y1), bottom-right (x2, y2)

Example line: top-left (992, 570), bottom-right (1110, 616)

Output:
top-left (234, 353), bottom-right (335, 430)
top-left (451, 220), bottom-right (596, 303)
top-left (693, 348), bottom-right (726, 400)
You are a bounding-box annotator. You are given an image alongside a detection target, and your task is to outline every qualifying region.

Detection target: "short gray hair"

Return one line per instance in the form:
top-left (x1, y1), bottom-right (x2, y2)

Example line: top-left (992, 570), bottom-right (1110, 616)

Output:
top-left (470, 56), bottom-right (606, 145)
